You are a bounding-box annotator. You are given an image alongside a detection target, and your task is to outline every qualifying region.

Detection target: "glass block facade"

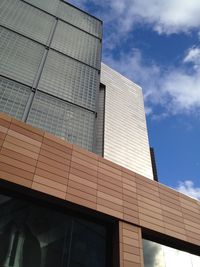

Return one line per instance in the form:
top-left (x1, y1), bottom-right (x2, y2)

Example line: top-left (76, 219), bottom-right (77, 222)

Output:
top-left (0, 0), bottom-right (102, 151)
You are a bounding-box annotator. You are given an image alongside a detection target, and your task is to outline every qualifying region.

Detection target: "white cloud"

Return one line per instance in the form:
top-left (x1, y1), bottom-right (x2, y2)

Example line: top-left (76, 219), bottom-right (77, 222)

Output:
top-left (177, 180), bottom-right (200, 200)
top-left (162, 69), bottom-right (200, 113)
top-left (69, 0), bottom-right (200, 35)
top-left (183, 47), bottom-right (200, 70)
top-left (103, 46), bottom-right (200, 116)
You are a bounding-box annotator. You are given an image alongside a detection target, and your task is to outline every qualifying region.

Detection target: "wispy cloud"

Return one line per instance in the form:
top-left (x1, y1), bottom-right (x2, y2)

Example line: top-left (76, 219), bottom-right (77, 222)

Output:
top-left (177, 180), bottom-right (200, 200)
top-left (183, 46), bottom-right (200, 68)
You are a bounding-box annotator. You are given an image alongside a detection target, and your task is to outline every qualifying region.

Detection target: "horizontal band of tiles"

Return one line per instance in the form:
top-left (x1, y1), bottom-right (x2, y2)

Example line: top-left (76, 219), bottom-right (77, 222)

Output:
top-left (0, 112), bottom-right (200, 247)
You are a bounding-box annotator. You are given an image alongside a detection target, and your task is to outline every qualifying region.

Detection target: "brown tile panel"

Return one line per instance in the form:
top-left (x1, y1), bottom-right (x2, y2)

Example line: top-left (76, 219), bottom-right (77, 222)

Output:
top-left (97, 204), bottom-right (123, 219)
top-left (67, 194), bottom-right (96, 210)
top-left (44, 132), bottom-right (72, 150)
top-left (124, 203), bottom-right (138, 213)
top-left (0, 138), bottom-right (5, 149)
top-left (72, 155), bottom-right (98, 171)
top-left (119, 222), bottom-right (144, 267)
top-left (32, 182), bottom-right (66, 199)
top-left (98, 161), bottom-right (122, 176)
top-left (0, 118), bottom-right (11, 129)
top-left (122, 167), bottom-right (136, 176)
top-left (187, 237), bottom-right (200, 246)
top-left (39, 148), bottom-right (71, 164)
top-left (69, 173), bottom-right (97, 189)
top-left (0, 162), bottom-right (34, 180)
top-left (162, 210), bottom-right (184, 223)
top-left (0, 154), bottom-right (36, 173)
top-left (182, 212), bottom-right (200, 224)
top-left (97, 184), bottom-right (122, 199)
top-left (35, 168), bottom-right (68, 185)
top-left (184, 230), bottom-right (200, 241)
top-left (98, 165), bottom-right (122, 181)
top-left (68, 187), bottom-right (96, 203)
top-left (138, 207), bottom-right (163, 221)
top-left (10, 121), bottom-right (43, 142)
top-left (5, 135), bottom-right (40, 153)
top-left (73, 150), bottom-right (98, 166)
top-left (68, 180), bottom-right (97, 196)
top-left (98, 172), bottom-right (122, 187)
top-left (70, 166), bottom-right (97, 183)
top-left (160, 198), bottom-right (182, 211)
top-left (97, 191), bottom-right (123, 205)
top-left (41, 143), bottom-right (71, 159)
top-left (159, 184), bottom-right (180, 200)
top-left (136, 178), bottom-right (159, 192)
top-left (1, 147), bottom-right (37, 167)
top-left (1, 113), bottom-right (200, 251)
top-left (0, 170), bottom-right (32, 188)
top-left (33, 175), bottom-right (67, 192)
top-left (122, 177), bottom-right (136, 188)
top-left (123, 214), bottom-right (139, 225)
top-left (99, 156), bottom-right (122, 170)
top-left (0, 126), bottom-right (8, 135)
top-left (123, 183), bottom-right (136, 193)
top-left (98, 174), bottom-right (123, 192)
top-left (97, 197), bottom-right (123, 213)
top-left (165, 229), bottom-right (187, 242)
top-left (73, 143), bottom-right (98, 159)
top-left (36, 161), bottom-right (69, 177)
top-left (137, 189), bottom-right (161, 203)
top-left (71, 161), bottom-right (97, 178)
top-left (38, 154), bottom-right (70, 171)
top-left (137, 195), bottom-right (161, 209)
top-left (3, 141), bottom-right (39, 160)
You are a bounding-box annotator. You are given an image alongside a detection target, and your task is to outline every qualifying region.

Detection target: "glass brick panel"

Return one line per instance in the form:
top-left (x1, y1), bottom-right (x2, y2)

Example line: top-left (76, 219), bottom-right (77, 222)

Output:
top-left (24, 0), bottom-right (59, 15)
top-left (57, 1), bottom-right (102, 38)
top-left (51, 21), bottom-right (101, 69)
top-left (0, 0), bottom-right (54, 45)
top-left (38, 50), bottom-right (99, 111)
top-left (27, 92), bottom-right (95, 151)
top-left (0, 27), bottom-right (45, 86)
top-left (0, 76), bottom-right (31, 120)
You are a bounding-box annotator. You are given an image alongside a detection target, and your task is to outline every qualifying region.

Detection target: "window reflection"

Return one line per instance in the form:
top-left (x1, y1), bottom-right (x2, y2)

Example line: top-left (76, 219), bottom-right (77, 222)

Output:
top-left (143, 239), bottom-right (165, 267)
top-left (143, 239), bottom-right (200, 267)
top-left (0, 193), bottom-right (107, 267)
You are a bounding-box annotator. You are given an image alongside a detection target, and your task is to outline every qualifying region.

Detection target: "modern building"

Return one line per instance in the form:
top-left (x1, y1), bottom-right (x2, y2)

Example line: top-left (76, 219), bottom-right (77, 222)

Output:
top-left (0, 0), bottom-right (154, 179)
top-left (100, 64), bottom-right (153, 179)
top-left (0, 1), bottom-right (200, 267)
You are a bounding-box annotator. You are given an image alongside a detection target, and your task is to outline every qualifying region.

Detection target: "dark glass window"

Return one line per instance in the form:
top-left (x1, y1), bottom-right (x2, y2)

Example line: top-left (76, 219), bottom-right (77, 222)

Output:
top-left (0, 193), bottom-right (107, 267)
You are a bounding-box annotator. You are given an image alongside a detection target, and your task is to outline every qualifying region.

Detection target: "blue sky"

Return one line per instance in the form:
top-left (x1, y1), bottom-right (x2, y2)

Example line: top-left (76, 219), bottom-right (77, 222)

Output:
top-left (68, 0), bottom-right (200, 199)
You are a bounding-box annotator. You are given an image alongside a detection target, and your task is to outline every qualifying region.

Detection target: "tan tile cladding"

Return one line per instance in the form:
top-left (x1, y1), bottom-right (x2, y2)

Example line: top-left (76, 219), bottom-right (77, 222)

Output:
top-left (119, 222), bottom-right (144, 267)
top-left (1, 113), bottom-right (200, 250)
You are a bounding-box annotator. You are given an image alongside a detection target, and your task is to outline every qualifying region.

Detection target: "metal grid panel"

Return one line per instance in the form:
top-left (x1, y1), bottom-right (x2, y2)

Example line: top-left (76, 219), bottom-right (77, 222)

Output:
top-left (0, 0), bottom-right (54, 45)
top-left (51, 20), bottom-right (101, 69)
top-left (0, 76), bottom-right (31, 120)
top-left (0, 27), bottom-right (45, 86)
top-left (38, 50), bottom-right (99, 111)
top-left (57, 1), bottom-right (102, 38)
top-left (24, 0), bottom-right (59, 15)
top-left (27, 92), bottom-right (95, 151)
